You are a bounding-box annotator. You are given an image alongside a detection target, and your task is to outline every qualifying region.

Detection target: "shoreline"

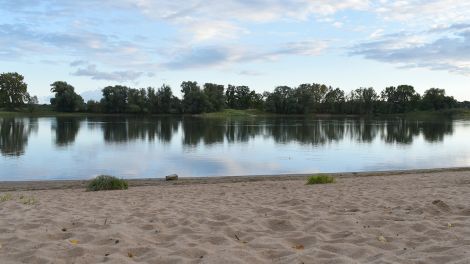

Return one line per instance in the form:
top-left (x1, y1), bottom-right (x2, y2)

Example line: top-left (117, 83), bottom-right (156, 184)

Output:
top-left (2, 108), bottom-right (470, 119)
top-left (1, 166), bottom-right (469, 192)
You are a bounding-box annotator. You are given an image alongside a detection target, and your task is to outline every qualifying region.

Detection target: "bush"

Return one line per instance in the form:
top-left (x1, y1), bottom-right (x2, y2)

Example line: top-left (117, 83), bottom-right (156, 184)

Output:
top-left (306, 174), bottom-right (336, 185)
top-left (87, 175), bottom-right (128, 191)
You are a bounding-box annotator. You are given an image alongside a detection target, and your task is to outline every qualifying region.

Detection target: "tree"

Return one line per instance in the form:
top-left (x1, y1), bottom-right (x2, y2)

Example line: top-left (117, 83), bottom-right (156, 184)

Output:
top-left (127, 88), bottom-right (148, 113)
top-left (380, 85), bottom-right (420, 113)
top-left (323, 88), bottom-right (345, 113)
top-left (250, 91), bottom-right (264, 110)
top-left (347, 87), bottom-right (378, 114)
top-left (157, 84), bottom-right (178, 113)
top-left (292, 84), bottom-right (314, 114)
top-left (203, 83), bottom-right (225, 112)
top-left (225, 85), bottom-right (237, 109)
top-left (264, 86), bottom-right (295, 114)
top-left (421, 88), bottom-right (457, 110)
top-left (0, 72), bottom-right (29, 109)
top-left (50, 81), bottom-right (85, 112)
top-left (225, 85), bottom-right (253, 109)
top-left (234, 86), bottom-right (252, 109)
top-left (181, 81), bottom-right (210, 114)
top-left (101, 85), bottom-right (129, 113)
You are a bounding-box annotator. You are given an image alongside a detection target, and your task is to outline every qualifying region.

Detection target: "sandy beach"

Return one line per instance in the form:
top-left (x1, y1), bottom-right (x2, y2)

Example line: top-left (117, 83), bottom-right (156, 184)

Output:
top-left (1, 170), bottom-right (470, 263)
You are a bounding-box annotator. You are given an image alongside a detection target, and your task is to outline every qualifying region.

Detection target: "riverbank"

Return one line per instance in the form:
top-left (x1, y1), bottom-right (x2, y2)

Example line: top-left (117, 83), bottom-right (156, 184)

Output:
top-left (2, 107), bottom-right (470, 119)
top-left (1, 167), bottom-right (470, 191)
top-left (1, 168), bottom-right (469, 263)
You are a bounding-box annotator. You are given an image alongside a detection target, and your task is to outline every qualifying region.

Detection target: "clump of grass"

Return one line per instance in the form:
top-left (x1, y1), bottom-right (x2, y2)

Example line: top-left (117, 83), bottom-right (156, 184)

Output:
top-left (306, 174), bottom-right (336, 185)
top-left (0, 193), bottom-right (13, 202)
top-left (87, 175), bottom-right (128, 191)
top-left (19, 195), bottom-right (38, 205)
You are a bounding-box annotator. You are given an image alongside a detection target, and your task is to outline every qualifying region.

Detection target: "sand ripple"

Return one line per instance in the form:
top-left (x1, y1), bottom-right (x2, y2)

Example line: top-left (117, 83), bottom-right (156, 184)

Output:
top-left (1, 171), bottom-right (470, 263)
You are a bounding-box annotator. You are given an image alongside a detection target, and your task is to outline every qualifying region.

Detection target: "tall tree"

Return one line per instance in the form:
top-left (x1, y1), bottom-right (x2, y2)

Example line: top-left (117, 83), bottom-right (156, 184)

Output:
top-left (156, 84), bottom-right (175, 113)
top-left (203, 83), bottom-right (225, 112)
top-left (323, 88), bottom-right (345, 113)
top-left (181, 81), bottom-right (209, 114)
top-left (381, 85), bottom-right (420, 113)
top-left (50, 81), bottom-right (85, 112)
top-left (101, 85), bottom-right (129, 113)
top-left (347, 87), bottom-right (379, 114)
top-left (421, 88), bottom-right (457, 110)
top-left (0, 72), bottom-right (29, 109)
top-left (264, 86), bottom-right (295, 114)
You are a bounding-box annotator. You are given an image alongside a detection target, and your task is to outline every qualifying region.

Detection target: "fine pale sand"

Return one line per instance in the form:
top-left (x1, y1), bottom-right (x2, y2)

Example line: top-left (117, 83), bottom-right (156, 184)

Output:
top-left (1, 171), bottom-right (470, 263)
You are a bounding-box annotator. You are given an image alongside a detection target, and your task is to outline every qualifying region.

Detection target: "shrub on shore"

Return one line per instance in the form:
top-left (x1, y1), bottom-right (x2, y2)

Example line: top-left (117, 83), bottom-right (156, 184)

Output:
top-left (306, 175), bottom-right (336, 185)
top-left (87, 175), bottom-right (128, 191)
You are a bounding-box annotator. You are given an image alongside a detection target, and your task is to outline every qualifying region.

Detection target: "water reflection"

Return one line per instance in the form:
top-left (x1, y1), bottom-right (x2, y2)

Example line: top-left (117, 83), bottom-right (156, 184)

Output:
top-left (96, 117), bottom-right (180, 143)
top-left (52, 117), bottom-right (82, 146)
top-left (0, 116), bottom-right (457, 157)
top-left (0, 117), bottom-right (38, 156)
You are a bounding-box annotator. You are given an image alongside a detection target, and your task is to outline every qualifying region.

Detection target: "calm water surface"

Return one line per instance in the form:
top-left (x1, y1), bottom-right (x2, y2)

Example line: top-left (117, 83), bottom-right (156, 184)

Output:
top-left (1, 115), bottom-right (470, 180)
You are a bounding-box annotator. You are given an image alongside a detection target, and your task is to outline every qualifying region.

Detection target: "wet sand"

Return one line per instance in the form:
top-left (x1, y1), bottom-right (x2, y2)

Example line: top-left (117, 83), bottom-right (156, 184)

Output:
top-left (0, 169), bottom-right (469, 263)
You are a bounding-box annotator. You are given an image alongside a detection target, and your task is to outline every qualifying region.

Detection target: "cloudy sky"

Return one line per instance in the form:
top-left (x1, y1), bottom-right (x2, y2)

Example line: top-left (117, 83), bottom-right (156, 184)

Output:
top-left (1, 0), bottom-right (470, 101)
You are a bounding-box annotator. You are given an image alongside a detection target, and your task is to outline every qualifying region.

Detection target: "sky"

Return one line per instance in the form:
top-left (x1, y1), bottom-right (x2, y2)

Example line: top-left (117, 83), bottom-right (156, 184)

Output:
top-left (1, 0), bottom-right (470, 102)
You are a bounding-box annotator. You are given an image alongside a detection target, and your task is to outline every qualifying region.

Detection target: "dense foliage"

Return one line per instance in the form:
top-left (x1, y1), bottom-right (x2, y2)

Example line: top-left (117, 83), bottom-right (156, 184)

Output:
top-left (1, 71), bottom-right (467, 115)
top-left (50, 81), bottom-right (85, 112)
top-left (0, 72), bottom-right (36, 109)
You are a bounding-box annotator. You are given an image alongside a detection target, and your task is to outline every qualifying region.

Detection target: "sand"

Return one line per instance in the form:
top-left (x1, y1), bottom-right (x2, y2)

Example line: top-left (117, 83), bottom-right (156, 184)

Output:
top-left (0, 170), bottom-right (469, 263)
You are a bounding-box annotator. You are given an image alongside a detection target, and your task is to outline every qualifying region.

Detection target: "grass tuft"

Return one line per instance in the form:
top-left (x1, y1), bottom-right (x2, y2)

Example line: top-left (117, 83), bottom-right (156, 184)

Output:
top-left (19, 195), bottom-right (38, 205)
top-left (87, 175), bottom-right (128, 191)
top-left (306, 174), bottom-right (336, 185)
top-left (0, 193), bottom-right (13, 202)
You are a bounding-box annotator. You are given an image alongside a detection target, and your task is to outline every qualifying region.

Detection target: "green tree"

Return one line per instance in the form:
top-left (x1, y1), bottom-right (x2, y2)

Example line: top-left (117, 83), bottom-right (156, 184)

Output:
top-left (421, 88), bottom-right (457, 110)
top-left (127, 88), bottom-right (148, 113)
top-left (101, 85), bottom-right (129, 113)
top-left (181, 81), bottom-right (210, 114)
top-left (264, 86), bottom-right (296, 114)
top-left (347, 87), bottom-right (379, 114)
top-left (380, 85), bottom-right (420, 113)
top-left (234, 86), bottom-right (251, 109)
top-left (249, 91), bottom-right (264, 110)
top-left (157, 84), bottom-right (177, 113)
top-left (323, 88), bottom-right (345, 113)
top-left (50, 81), bottom-right (85, 112)
top-left (0, 72), bottom-right (29, 109)
top-left (203, 83), bottom-right (225, 112)
top-left (225, 85), bottom-right (237, 109)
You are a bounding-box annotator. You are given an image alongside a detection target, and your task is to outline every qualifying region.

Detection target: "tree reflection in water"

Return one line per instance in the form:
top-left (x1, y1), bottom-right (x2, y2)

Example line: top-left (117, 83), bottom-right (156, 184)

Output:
top-left (0, 116), bottom-right (456, 157)
top-left (0, 117), bottom-right (38, 156)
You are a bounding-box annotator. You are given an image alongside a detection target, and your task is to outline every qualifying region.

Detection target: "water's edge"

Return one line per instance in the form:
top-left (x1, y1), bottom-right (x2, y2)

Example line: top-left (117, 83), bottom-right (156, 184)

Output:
top-left (1, 167), bottom-right (469, 192)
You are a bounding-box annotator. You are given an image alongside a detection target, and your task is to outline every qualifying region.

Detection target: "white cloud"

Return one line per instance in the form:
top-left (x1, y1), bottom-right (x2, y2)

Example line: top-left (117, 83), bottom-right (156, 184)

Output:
top-left (71, 63), bottom-right (145, 82)
top-left (351, 26), bottom-right (470, 75)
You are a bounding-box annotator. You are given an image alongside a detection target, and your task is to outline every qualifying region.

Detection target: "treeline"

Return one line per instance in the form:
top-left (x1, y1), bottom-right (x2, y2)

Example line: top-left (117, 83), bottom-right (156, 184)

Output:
top-left (1, 72), bottom-right (469, 115)
top-left (65, 82), bottom-right (264, 114)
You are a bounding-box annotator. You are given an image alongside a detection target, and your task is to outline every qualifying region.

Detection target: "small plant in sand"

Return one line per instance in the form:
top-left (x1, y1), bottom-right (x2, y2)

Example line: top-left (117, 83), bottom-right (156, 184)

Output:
top-left (0, 193), bottom-right (13, 202)
top-left (87, 175), bottom-right (128, 191)
top-left (306, 174), bottom-right (336, 185)
top-left (19, 195), bottom-right (38, 205)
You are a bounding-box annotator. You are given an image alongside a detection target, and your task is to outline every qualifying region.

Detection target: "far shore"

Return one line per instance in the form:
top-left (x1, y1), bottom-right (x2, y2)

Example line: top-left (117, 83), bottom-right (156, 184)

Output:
top-left (1, 167), bottom-right (470, 192)
top-left (2, 107), bottom-right (470, 119)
